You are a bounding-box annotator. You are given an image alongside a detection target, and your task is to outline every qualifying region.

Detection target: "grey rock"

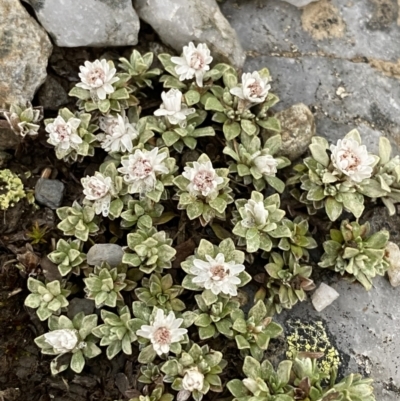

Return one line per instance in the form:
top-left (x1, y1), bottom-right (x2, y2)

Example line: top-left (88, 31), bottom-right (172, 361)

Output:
top-left (35, 178), bottom-right (65, 210)
top-left (368, 207), bottom-right (400, 245)
top-left (0, 0), bottom-right (52, 107)
top-left (0, 121), bottom-right (20, 150)
top-left (276, 277), bottom-right (400, 401)
top-left (87, 244), bottom-right (124, 267)
top-left (220, 0), bottom-right (400, 154)
top-left (38, 75), bottom-right (69, 111)
top-left (40, 255), bottom-right (62, 282)
top-left (281, 0), bottom-right (319, 6)
top-left (25, 0), bottom-right (140, 47)
top-left (273, 103), bottom-right (315, 160)
top-left (67, 298), bottom-right (95, 319)
top-left (311, 282), bottom-right (340, 312)
top-left (133, 0), bottom-right (246, 69)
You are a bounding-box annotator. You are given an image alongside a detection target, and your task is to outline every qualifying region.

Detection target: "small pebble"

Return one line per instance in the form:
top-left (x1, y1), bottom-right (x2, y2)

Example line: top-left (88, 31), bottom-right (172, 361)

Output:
top-left (312, 283), bottom-right (340, 312)
top-left (281, 0), bottom-right (320, 7)
top-left (35, 177), bottom-right (65, 209)
top-left (385, 242), bottom-right (400, 288)
top-left (87, 243), bottom-right (124, 267)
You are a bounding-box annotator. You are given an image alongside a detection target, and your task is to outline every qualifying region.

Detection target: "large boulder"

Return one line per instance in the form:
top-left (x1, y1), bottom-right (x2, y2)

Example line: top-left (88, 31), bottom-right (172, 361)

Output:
top-left (133, 0), bottom-right (246, 69)
top-left (24, 0), bottom-right (140, 47)
top-left (0, 0), bottom-right (52, 107)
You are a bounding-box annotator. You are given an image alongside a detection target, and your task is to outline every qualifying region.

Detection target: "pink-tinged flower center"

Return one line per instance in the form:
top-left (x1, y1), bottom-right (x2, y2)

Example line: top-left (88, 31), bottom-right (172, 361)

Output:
top-left (193, 170), bottom-right (214, 192)
top-left (154, 327), bottom-right (171, 345)
top-left (55, 124), bottom-right (70, 141)
top-left (88, 180), bottom-right (108, 198)
top-left (248, 81), bottom-right (263, 97)
top-left (338, 150), bottom-right (360, 171)
top-left (87, 68), bottom-right (106, 87)
top-left (190, 52), bottom-right (206, 70)
top-left (210, 265), bottom-right (228, 280)
top-left (131, 158), bottom-right (153, 179)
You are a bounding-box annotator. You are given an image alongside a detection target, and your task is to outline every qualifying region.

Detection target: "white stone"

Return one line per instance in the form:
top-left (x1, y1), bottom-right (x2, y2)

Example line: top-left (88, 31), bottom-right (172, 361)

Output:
top-left (281, 0), bottom-right (320, 7)
top-left (385, 242), bottom-right (400, 288)
top-left (24, 0), bottom-right (140, 47)
top-left (0, 0), bottom-right (52, 107)
top-left (87, 244), bottom-right (124, 267)
top-left (311, 283), bottom-right (339, 312)
top-left (133, 0), bottom-right (246, 69)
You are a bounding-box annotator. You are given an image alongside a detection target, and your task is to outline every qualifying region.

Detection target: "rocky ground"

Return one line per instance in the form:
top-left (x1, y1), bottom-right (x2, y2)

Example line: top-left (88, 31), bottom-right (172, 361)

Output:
top-left (219, 0), bottom-right (400, 399)
top-left (0, 0), bottom-right (399, 400)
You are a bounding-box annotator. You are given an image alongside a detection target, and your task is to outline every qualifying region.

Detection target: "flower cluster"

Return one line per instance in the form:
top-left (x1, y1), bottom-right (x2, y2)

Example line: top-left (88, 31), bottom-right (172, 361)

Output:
top-left (24, 44), bottom-right (392, 401)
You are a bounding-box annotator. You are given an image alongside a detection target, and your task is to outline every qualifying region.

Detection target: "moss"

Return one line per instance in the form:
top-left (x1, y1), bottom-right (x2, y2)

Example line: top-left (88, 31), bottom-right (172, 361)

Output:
top-left (0, 169), bottom-right (26, 210)
top-left (286, 319), bottom-right (340, 375)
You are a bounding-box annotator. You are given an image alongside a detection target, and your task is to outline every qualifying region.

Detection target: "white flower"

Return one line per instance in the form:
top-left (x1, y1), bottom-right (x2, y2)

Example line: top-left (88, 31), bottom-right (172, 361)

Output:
top-left (242, 199), bottom-right (268, 228)
top-left (171, 42), bottom-right (213, 87)
top-left (81, 172), bottom-right (113, 217)
top-left (154, 89), bottom-right (195, 127)
top-left (191, 253), bottom-right (245, 296)
top-left (46, 115), bottom-right (82, 152)
top-left (136, 308), bottom-right (187, 355)
top-left (182, 161), bottom-right (224, 198)
top-left (230, 71), bottom-right (271, 104)
top-left (76, 59), bottom-right (119, 100)
top-left (182, 368), bottom-right (205, 392)
top-left (44, 329), bottom-right (78, 354)
top-left (98, 114), bottom-right (138, 153)
top-left (253, 154), bottom-right (278, 176)
top-left (330, 138), bottom-right (375, 183)
top-left (118, 148), bottom-right (169, 194)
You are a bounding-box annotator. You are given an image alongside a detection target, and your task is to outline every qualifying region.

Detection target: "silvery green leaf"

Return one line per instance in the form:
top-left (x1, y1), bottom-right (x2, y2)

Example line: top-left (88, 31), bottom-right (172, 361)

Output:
top-left (138, 344), bottom-right (157, 363)
top-left (325, 197), bottom-right (343, 221)
top-left (70, 350), bottom-right (85, 373)
top-left (223, 121), bottom-right (241, 140)
top-left (265, 176), bottom-right (285, 194)
top-left (185, 90), bottom-right (201, 106)
top-left (379, 137), bottom-right (392, 165)
top-left (227, 379), bottom-right (250, 398)
top-left (199, 325), bottom-right (216, 340)
top-left (344, 129), bottom-right (361, 143)
top-left (257, 117), bottom-right (280, 132)
top-left (243, 356), bottom-right (261, 380)
top-left (309, 144), bottom-right (329, 167)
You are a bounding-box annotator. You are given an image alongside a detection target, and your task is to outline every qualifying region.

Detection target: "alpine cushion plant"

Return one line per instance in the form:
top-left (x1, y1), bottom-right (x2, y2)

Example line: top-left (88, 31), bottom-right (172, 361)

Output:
top-left (288, 130), bottom-right (379, 221)
top-left (135, 273), bottom-right (185, 312)
top-left (25, 278), bottom-right (70, 321)
top-left (161, 343), bottom-right (226, 401)
top-left (224, 133), bottom-right (290, 193)
top-left (56, 201), bottom-right (99, 242)
top-left (3, 102), bottom-right (42, 138)
top-left (23, 43), bottom-right (392, 399)
top-left (231, 300), bottom-right (283, 361)
top-left (47, 239), bottom-right (87, 277)
top-left (256, 252), bottom-right (315, 315)
top-left (227, 356), bottom-right (376, 401)
top-left (91, 306), bottom-right (137, 359)
top-left (118, 146), bottom-right (176, 203)
top-left (181, 238), bottom-right (251, 300)
top-left (83, 263), bottom-right (136, 308)
top-left (319, 220), bottom-right (390, 290)
top-left (123, 227), bottom-right (176, 274)
top-left (174, 153), bottom-right (234, 225)
top-left (232, 192), bottom-right (291, 253)
top-left (34, 313), bottom-right (101, 375)
top-left (194, 293), bottom-right (240, 340)
top-left (131, 303), bottom-right (189, 363)
top-left (45, 108), bottom-right (98, 163)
